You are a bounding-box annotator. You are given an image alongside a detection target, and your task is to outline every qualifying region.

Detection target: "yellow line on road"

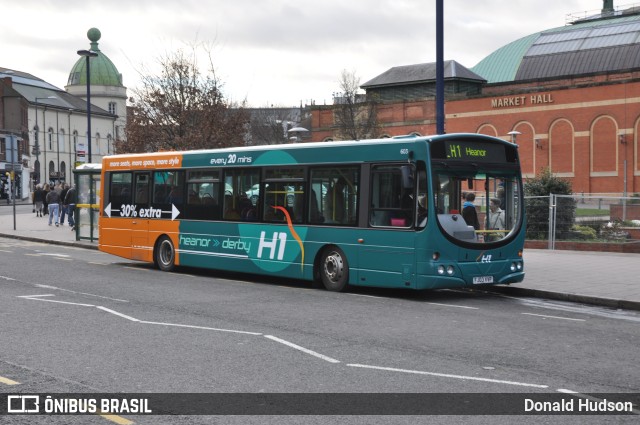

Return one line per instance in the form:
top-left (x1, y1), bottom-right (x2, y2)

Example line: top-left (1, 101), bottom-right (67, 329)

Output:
top-left (98, 413), bottom-right (134, 425)
top-left (0, 375), bottom-right (20, 385)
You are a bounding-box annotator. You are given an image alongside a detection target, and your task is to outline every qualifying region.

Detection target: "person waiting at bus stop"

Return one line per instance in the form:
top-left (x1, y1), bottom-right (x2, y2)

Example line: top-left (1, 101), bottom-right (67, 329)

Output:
top-left (462, 192), bottom-right (480, 230)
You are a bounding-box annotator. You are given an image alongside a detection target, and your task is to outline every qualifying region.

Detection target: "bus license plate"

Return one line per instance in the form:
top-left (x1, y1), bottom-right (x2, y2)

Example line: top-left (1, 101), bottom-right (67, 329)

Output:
top-left (473, 276), bottom-right (493, 284)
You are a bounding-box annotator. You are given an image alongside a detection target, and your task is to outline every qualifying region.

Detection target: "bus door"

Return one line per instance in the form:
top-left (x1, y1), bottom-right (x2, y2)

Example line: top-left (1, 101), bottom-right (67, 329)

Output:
top-left (360, 164), bottom-right (417, 287)
top-left (104, 171), bottom-right (134, 259)
top-left (131, 172), bottom-right (150, 261)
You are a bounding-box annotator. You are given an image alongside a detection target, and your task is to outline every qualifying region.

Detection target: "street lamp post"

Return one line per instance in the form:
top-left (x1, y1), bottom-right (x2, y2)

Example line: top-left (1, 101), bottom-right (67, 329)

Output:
top-left (77, 49), bottom-right (98, 163)
top-left (33, 96), bottom-right (57, 186)
top-left (77, 49), bottom-right (98, 243)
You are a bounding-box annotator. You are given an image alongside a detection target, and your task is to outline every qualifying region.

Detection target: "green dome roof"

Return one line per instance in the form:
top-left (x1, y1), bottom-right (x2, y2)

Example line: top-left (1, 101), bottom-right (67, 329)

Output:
top-left (471, 11), bottom-right (640, 84)
top-left (67, 28), bottom-right (123, 87)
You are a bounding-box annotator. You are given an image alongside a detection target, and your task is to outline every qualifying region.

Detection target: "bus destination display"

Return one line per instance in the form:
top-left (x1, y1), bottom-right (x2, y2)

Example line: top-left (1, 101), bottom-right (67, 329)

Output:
top-left (444, 140), bottom-right (506, 162)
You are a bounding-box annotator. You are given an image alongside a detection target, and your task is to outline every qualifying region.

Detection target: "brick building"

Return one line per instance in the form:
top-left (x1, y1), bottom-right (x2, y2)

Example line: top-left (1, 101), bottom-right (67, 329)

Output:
top-left (309, 1), bottom-right (640, 196)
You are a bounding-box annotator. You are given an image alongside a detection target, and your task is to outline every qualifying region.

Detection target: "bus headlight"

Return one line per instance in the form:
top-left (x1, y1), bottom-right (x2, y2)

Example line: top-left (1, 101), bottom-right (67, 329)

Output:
top-left (510, 261), bottom-right (523, 272)
top-left (446, 265), bottom-right (455, 276)
top-left (437, 265), bottom-right (445, 275)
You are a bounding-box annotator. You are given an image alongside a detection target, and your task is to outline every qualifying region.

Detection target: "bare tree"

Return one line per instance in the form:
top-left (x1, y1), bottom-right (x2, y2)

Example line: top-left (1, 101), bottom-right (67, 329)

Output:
top-left (119, 45), bottom-right (248, 153)
top-left (333, 69), bottom-right (377, 140)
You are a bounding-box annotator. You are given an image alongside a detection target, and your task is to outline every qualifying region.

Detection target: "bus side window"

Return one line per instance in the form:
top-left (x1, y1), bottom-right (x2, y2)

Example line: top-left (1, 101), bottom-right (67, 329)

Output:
top-left (134, 173), bottom-right (150, 206)
top-left (224, 169), bottom-right (260, 222)
top-left (370, 165), bottom-right (414, 228)
top-left (262, 167), bottom-right (304, 223)
top-left (310, 166), bottom-right (359, 226)
top-left (109, 172), bottom-right (132, 209)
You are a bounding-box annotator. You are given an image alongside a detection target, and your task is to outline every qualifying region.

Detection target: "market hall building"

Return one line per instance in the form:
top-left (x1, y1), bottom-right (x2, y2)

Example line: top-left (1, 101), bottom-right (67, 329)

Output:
top-left (309, 1), bottom-right (640, 196)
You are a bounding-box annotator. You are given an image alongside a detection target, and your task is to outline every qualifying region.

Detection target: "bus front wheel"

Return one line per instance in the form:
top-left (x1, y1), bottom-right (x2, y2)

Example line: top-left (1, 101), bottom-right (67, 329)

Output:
top-left (155, 236), bottom-right (176, 272)
top-left (320, 247), bottom-right (349, 292)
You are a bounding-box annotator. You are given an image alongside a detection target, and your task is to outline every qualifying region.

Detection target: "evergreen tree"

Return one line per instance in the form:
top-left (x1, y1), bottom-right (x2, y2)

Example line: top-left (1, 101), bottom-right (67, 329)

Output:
top-left (524, 168), bottom-right (576, 239)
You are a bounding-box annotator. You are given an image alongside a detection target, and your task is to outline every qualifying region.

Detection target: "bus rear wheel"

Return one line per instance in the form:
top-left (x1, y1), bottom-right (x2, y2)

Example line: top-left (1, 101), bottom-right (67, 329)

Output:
top-left (155, 236), bottom-right (176, 272)
top-left (320, 247), bottom-right (349, 292)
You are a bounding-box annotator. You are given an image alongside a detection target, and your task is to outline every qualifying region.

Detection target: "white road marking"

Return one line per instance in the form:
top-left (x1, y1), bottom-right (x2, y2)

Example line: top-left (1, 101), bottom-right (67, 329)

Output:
top-left (123, 266), bottom-right (152, 272)
top-left (140, 321), bottom-right (262, 336)
top-left (18, 295), bottom-right (95, 307)
top-left (28, 253), bottom-right (71, 258)
top-left (264, 335), bottom-right (341, 364)
top-left (349, 293), bottom-right (384, 299)
top-left (17, 294), bottom-right (598, 394)
top-left (35, 284), bottom-right (129, 302)
top-left (521, 312), bottom-right (586, 322)
top-left (425, 302), bottom-right (479, 310)
top-left (95, 306), bottom-right (140, 322)
top-left (347, 364), bottom-right (548, 388)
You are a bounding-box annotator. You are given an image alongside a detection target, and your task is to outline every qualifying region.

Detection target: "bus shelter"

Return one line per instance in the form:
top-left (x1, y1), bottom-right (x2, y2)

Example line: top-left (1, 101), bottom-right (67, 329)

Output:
top-left (73, 164), bottom-right (101, 242)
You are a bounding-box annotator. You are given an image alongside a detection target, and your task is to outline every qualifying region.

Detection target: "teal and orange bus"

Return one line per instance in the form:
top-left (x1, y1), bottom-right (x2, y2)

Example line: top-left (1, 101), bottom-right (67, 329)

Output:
top-left (99, 133), bottom-right (525, 291)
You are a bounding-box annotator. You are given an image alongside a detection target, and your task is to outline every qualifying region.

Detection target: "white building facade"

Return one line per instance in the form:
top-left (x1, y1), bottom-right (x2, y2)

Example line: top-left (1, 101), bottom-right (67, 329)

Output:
top-left (0, 27), bottom-right (126, 199)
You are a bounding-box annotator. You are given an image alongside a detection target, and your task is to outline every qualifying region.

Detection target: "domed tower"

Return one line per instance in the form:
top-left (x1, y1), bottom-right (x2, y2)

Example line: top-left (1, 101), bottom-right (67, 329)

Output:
top-left (66, 28), bottom-right (127, 144)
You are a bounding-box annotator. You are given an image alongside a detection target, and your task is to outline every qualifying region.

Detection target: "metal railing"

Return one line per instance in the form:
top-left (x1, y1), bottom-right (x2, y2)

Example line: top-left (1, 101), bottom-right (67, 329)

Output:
top-left (525, 194), bottom-right (640, 249)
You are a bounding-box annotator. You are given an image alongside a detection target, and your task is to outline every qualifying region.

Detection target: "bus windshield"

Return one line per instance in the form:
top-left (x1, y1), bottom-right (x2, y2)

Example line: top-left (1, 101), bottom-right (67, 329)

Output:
top-left (433, 169), bottom-right (522, 244)
top-left (429, 136), bottom-right (523, 245)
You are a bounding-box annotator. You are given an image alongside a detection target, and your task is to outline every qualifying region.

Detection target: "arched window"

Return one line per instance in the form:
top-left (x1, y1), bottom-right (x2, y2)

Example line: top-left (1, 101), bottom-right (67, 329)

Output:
top-left (60, 162), bottom-right (66, 182)
top-left (48, 128), bottom-right (54, 150)
top-left (59, 129), bottom-right (65, 153)
top-left (49, 161), bottom-right (55, 182)
top-left (95, 133), bottom-right (101, 155)
top-left (108, 102), bottom-right (117, 115)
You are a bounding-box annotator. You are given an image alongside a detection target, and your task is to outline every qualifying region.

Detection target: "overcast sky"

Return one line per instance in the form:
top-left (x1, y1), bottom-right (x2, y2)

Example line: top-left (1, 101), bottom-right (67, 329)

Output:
top-left (3, 0), bottom-right (602, 107)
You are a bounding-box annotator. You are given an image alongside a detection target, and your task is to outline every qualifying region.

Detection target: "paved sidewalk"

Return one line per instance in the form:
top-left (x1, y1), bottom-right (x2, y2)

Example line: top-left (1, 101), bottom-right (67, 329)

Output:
top-left (1, 206), bottom-right (639, 311)
top-left (0, 205), bottom-right (97, 250)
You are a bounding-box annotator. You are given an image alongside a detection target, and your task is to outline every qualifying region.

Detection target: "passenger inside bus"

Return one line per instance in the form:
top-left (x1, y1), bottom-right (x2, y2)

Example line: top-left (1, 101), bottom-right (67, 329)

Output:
top-left (462, 192), bottom-right (480, 230)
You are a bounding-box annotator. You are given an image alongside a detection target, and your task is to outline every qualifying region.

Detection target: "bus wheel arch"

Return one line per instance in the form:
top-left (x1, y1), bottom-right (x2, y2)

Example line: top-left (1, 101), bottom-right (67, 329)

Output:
top-left (154, 235), bottom-right (176, 272)
top-left (316, 245), bottom-right (349, 292)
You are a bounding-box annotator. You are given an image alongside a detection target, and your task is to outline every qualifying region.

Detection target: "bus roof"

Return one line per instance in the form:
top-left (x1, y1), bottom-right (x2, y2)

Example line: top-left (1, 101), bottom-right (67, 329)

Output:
top-left (102, 133), bottom-right (513, 172)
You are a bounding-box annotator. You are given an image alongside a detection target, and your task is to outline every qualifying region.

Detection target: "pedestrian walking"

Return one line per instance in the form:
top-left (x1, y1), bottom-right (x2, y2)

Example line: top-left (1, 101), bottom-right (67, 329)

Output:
top-left (65, 185), bottom-right (77, 230)
top-left (42, 183), bottom-right (50, 216)
top-left (46, 188), bottom-right (61, 227)
top-left (33, 185), bottom-right (45, 217)
top-left (59, 184), bottom-right (70, 225)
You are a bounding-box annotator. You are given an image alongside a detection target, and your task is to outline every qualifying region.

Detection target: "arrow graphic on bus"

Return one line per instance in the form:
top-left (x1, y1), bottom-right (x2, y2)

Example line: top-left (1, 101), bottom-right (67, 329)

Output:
top-left (104, 203), bottom-right (120, 217)
top-left (104, 203), bottom-right (181, 220)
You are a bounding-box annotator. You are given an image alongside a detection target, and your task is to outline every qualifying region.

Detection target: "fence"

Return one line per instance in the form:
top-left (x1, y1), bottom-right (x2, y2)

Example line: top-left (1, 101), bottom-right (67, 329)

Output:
top-left (525, 194), bottom-right (640, 250)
